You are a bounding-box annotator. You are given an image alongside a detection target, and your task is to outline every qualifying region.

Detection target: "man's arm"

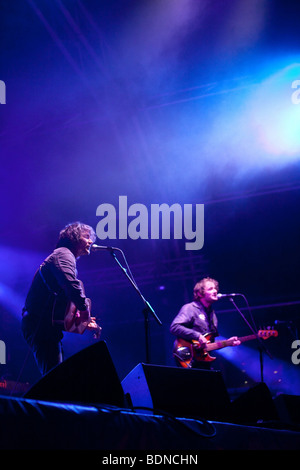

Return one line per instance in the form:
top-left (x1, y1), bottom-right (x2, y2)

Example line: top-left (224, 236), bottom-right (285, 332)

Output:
top-left (50, 248), bottom-right (89, 313)
top-left (170, 306), bottom-right (204, 343)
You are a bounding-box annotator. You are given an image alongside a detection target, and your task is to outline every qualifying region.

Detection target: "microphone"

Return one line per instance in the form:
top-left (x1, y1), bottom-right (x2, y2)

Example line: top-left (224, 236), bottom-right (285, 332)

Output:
top-left (91, 244), bottom-right (116, 252)
top-left (217, 293), bottom-right (239, 298)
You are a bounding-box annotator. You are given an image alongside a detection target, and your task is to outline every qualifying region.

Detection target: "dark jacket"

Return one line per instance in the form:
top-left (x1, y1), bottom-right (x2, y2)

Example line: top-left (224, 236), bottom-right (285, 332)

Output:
top-left (170, 300), bottom-right (218, 342)
top-left (22, 247), bottom-right (88, 341)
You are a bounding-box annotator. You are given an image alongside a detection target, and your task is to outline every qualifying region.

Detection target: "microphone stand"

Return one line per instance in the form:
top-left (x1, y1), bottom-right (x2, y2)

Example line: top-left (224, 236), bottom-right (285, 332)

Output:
top-left (108, 248), bottom-right (162, 364)
top-left (228, 296), bottom-right (273, 383)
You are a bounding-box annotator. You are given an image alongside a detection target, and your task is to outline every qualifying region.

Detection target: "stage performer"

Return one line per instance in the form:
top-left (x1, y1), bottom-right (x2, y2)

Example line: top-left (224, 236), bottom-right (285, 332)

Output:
top-left (21, 222), bottom-right (96, 375)
top-left (170, 277), bottom-right (240, 369)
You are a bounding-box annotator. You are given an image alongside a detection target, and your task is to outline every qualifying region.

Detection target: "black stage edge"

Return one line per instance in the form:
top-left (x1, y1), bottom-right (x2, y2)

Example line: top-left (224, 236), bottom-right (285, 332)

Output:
top-left (12, 349), bottom-right (300, 450)
top-left (0, 394), bottom-right (299, 450)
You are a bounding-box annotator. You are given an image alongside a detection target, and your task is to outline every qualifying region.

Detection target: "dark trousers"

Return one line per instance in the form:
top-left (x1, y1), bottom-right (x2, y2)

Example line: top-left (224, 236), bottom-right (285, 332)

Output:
top-left (21, 313), bottom-right (63, 376)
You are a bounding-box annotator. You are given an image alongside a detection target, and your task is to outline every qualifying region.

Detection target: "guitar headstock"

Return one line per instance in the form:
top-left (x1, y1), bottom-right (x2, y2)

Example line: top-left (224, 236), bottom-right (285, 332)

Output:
top-left (258, 327), bottom-right (278, 339)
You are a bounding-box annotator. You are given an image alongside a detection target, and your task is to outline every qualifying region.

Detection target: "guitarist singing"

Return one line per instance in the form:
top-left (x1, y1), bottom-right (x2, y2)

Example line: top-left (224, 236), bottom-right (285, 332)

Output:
top-left (170, 277), bottom-right (240, 369)
top-left (21, 222), bottom-right (97, 376)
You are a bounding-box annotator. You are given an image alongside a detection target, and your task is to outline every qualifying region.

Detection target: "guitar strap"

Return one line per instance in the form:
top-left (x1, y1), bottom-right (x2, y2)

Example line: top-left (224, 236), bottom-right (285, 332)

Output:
top-left (38, 265), bottom-right (61, 326)
top-left (38, 266), bottom-right (65, 361)
top-left (207, 309), bottom-right (218, 338)
top-left (38, 265), bottom-right (58, 297)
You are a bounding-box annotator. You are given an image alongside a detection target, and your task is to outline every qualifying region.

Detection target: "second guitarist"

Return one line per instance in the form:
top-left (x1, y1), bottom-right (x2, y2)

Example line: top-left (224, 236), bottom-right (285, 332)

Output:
top-left (170, 277), bottom-right (240, 369)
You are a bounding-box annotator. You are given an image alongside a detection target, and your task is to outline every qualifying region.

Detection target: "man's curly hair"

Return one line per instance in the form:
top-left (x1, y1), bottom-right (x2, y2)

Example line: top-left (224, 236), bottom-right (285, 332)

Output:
top-left (56, 222), bottom-right (96, 251)
top-left (193, 277), bottom-right (219, 300)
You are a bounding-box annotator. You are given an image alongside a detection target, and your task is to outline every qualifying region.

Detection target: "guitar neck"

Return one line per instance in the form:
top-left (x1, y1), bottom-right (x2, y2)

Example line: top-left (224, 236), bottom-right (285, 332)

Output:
top-left (206, 334), bottom-right (257, 352)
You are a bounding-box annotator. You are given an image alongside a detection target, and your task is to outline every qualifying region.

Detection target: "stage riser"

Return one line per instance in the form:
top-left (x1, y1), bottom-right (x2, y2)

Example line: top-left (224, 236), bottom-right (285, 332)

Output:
top-left (0, 395), bottom-right (299, 450)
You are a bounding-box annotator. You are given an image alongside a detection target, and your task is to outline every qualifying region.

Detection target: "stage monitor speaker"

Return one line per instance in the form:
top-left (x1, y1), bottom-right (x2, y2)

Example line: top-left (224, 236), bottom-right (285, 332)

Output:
top-left (25, 341), bottom-right (125, 407)
top-left (274, 394), bottom-right (300, 425)
top-left (122, 363), bottom-right (232, 421)
top-left (231, 382), bottom-right (279, 425)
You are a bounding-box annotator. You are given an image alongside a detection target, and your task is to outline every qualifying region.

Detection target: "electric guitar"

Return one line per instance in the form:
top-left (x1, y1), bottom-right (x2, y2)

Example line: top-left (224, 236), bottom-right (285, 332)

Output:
top-left (173, 329), bottom-right (278, 368)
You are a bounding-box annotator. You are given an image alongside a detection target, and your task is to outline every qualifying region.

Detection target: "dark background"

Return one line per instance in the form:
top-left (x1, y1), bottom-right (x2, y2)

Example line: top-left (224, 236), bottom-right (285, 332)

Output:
top-left (0, 0), bottom-right (299, 397)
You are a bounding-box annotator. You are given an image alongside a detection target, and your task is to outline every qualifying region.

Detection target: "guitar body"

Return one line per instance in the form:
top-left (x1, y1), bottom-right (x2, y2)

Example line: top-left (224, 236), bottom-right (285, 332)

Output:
top-left (64, 298), bottom-right (90, 334)
top-left (173, 334), bottom-right (216, 368)
top-left (64, 298), bottom-right (102, 338)
top-left (52, 280), bottom-right (102, 339)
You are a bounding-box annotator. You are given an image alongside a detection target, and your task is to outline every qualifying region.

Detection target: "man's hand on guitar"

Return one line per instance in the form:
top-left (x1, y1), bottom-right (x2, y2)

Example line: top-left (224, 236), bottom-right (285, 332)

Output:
top-left (195, 334), bottom-right (209, 349)
top-left (79, 309), bottom-right (90, 322)
top-left (228, 336), bottom-right (241, 346)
